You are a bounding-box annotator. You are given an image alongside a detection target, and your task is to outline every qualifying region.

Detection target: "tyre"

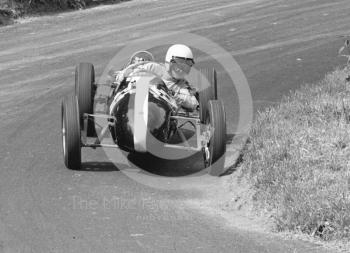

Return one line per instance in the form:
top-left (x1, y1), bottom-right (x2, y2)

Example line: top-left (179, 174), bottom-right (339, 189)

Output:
top-left (62, 95), bottom-right (81, 170)
top-left (198, 68), bottom-right (218, 123)
top-left (206, 100), bottom-right (226, 176)
top-left (75, 62), bottom-right (96, 136)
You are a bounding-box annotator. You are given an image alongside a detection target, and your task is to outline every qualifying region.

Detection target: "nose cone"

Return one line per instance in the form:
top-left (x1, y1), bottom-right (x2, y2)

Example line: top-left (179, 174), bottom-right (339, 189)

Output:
top-left (111, 90), bottom-right (172, 152)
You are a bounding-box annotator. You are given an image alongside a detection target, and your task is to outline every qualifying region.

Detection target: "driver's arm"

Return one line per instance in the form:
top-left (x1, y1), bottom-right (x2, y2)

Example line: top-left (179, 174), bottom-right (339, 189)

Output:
top-left (114, 63), bottom-right (140, 84)
top-left (136, 62), bottom-right (164, 77)
top-left (115, 62), bottom-right (162, 84)
top-left (171, 80), bottom-right (199, 111)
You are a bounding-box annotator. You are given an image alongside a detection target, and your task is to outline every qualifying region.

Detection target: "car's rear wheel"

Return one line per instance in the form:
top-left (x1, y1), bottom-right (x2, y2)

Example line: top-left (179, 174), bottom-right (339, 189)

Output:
top-left (75, 62), bottom-right (96, 136)
top-left (206, 99), bottom-right (226, 176)
top-left (198, 68), bottom-right (218, 123)
top-left (62, 95), bottom-right (81, 170)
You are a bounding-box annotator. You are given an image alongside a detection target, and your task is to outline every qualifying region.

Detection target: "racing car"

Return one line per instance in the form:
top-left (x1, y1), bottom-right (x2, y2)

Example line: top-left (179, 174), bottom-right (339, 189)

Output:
top-left (61, 51), bottom-right (226, 175)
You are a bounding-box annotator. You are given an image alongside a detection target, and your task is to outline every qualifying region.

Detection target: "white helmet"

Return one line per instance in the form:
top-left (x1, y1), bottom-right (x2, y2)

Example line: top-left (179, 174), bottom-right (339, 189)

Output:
top-left (165, 44), bottom-right (194, 65)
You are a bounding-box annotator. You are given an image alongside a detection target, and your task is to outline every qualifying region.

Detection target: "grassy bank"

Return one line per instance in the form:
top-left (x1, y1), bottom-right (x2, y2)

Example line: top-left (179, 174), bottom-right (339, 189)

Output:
top-left (0, 0), bottom-right (126, 24)
top-left (235, 67), bottom-right (350, 241)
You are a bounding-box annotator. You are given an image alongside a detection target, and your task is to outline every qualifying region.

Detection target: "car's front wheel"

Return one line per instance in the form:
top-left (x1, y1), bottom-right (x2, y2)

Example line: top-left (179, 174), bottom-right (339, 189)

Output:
top-left (198, 68), bottom-right (217, 123)
top-left (75, 62), bottom-right (96, 136)
top-left (206, 99), bottom-right (226, 176)
top-left (62, 95), bottom-right (81, 170)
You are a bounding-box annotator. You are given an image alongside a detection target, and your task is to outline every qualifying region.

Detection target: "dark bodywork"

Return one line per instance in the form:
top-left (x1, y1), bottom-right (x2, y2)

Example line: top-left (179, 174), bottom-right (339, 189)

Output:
top-left (107, 73), bottom-right (177, 152)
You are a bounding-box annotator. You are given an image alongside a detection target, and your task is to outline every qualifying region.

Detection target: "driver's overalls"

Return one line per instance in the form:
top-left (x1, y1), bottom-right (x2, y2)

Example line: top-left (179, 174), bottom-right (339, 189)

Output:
top-left (114, 62), bottom-right (198, 111)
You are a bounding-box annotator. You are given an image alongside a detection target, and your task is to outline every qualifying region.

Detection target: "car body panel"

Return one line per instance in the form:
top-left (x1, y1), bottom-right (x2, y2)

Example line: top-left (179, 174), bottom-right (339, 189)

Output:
top-left (108, 72), bottom-right (176, 153)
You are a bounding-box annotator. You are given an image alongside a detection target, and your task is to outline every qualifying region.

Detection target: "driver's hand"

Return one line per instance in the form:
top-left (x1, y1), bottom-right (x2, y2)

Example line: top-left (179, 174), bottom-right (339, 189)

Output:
top-left (114, 71), bottom-right (124, 84)
top-left (115, 67), bottom-right (135, 84)
top-left (188, 86), bottom-right (197, 96)
top-left (174, 87), bottom-right (199, 111)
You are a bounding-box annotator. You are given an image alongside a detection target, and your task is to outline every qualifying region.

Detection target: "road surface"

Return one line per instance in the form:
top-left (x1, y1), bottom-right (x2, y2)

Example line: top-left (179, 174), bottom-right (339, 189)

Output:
top-left (0, 0), bottom-right (349, 252)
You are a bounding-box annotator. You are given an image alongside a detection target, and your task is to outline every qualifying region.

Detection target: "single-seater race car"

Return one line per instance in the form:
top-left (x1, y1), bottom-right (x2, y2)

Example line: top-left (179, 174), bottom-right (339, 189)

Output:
top-left (61, 51), bottom-right (226, 175)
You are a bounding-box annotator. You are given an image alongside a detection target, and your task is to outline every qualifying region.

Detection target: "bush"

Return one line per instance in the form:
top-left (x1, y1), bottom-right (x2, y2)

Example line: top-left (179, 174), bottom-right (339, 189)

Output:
top-left (18, 0), bottom-right (88, 12)
top-left (0, 0), bottom-right (122, 16)
top-left (0, 8), bottom-right (15, 24)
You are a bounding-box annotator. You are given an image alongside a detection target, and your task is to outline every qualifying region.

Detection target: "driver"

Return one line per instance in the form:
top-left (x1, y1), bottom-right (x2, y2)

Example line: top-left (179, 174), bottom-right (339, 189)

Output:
top-left (114, 44), bottom-right (199, 111)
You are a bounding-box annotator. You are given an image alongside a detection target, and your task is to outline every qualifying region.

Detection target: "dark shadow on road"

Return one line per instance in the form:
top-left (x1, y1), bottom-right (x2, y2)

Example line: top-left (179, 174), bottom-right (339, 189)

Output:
top-left (79, 132), bottom-right (241, 176)
top-left (126, 133), bottom-right (240, 177)
top-left (127, 152), bottom-right (205, 177)
top-left (80, 161), bottom-right (120, 171)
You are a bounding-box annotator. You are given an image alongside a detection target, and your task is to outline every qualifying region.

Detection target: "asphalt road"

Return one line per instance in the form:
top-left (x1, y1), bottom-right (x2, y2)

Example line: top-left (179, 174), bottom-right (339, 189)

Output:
top-left (0, 0), bottom-right (349, 252)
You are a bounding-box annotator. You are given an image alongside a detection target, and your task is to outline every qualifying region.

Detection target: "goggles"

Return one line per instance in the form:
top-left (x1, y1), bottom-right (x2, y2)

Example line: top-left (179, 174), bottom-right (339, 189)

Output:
top-left (171, 56), bottom-right (195, 67)
top-left (171, 56), bottom-right (194, 74)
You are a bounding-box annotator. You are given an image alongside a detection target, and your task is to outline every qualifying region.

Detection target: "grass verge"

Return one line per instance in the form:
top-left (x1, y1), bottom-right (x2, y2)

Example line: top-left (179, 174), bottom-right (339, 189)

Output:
top-left (234, 67), bottom-right (350, 241)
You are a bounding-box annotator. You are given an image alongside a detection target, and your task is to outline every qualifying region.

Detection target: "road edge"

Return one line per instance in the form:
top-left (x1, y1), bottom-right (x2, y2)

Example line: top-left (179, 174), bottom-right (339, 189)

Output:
top-left (223, 133), bottom-right (249, 176)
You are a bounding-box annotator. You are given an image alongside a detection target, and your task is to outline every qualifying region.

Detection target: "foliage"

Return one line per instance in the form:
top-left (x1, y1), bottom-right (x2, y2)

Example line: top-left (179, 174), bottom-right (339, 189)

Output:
top-left (0, 0), bottom-right (122, 16)
top-left (239, 68), bottom-right (350, 241)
